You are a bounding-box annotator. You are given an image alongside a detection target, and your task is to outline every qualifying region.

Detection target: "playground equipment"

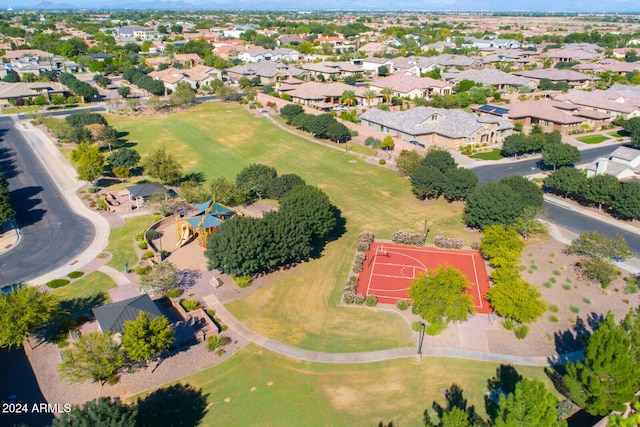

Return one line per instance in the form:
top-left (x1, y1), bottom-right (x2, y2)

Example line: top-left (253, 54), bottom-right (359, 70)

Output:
top-left (175, 199), bottom-right (242, 248)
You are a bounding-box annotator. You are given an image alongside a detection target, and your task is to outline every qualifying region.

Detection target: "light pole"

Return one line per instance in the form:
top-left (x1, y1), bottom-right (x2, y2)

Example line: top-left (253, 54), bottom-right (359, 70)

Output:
top-left (423, 218), bottom-right (428, 236)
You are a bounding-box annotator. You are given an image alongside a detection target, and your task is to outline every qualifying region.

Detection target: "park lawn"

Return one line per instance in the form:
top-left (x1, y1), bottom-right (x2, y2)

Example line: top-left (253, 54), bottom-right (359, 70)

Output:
top-left (577, 134), bottom-right (610, 144)
top-left (132, 344), bottom-right (556, 427)
top-left (49, 271), bottom-right (116, 301)
top-left (106, 214), bottom-right (153, 271)
top-left (109, 104), bottom-right (482, 352)
top-left (470, 148), bottom-right (504, 160)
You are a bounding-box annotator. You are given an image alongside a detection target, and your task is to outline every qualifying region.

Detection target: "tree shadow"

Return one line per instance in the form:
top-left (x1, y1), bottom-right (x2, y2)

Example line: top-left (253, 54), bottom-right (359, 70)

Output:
top-left (554, 314), bottom-right (595, 356)
top-left (0, 146), bottom-right (19, 179)
top-left (176, 269), bottom-right (201, 290)
top-left (95, 176), bottom-right (122, 187)
top-left (544, 365), bottom-right (570, 398)
top-left (377, 422), bottom-right (394, 427)
top-left (429, 383), bottom-right (487, 427)
top-left (136, 383), bottom-right (208, 427)
top-left (180, 172), bottom-right (206, 184)
top-left (484, 365), bottom-right (522, 420)
top-left (57, 292), bottom-right (108, 317)
top-left (10, 186), bottom-right (45, 227)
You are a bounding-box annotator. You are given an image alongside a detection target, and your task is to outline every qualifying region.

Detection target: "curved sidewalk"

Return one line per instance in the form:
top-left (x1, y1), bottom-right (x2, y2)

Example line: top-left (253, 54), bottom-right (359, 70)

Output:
top-left (14, 118), bottom-right (111, 285)
top-left (203, 294), bottom-right (582, 367)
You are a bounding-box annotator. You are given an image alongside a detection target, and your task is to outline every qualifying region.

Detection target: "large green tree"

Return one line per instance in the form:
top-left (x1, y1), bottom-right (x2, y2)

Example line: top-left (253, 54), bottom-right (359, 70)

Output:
top-left (141, 148), bottom-right (183, 184)
top-left (585, 174), bottom-right (620, 210)
top-left (480, 225), bottom-right (524, 267)
top-left (565, 231), bottom-right (633, 261)
top-left (487, 279), bottom-right (546, 324)
top-left (169, 81), bottom-right (196, 107)
top-left (52, 397), bottom-right (137, 427)
top-left (121, 312), bottom-right (174, 365)
top-left (464, 183), bottom-right (522, 229)
top-left (71, 142), bottom-right (105, 183)
top-left (396, 149), bottom-right (424, 177)
top-left (408, 266), bottom-right (474, 328)
top-left (613, 181), bottom-right (640, 220)
top-left (0, 286), bottom-right (58, 349)
top-left (60, 332), bottom-right (124, 386)
top-left (620, 117), bottom-right (640, 148)
top-left (235, 163), bottom-right (277, 200)
top-left (279, 185), bottom-right (336, 241)
top-left (495, 378), bottom-right (566, 427)
top-left (544, 167), bottom-right (588, 198)
top-left (564, 312), bottom-right (640, 416)
top-left (541, 142), bottom-right (580, 170)
top-left (107, 148), bottom-right (140, 169)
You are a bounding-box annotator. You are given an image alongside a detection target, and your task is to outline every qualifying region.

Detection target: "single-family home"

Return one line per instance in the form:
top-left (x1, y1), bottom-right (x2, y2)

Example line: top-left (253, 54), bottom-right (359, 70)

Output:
top-left (282, 81), bottom-right (379, 109)
top-left (0, 82), bottom-right (68, 107)
top-left (237, 48), bottom-right (300, 63)
top-left (554, 85), bottom-right (640, 120)
top-left (360, 106), bottom-right (514, 150)
top-left (353, 56), bottom-right (395, 75)
top-left (512, 69), bottom-right (597, 88)
top-left (149, 65), bottom-right (222, 92)
top-left (443, 68), bottom-right (537, 91)
top-left (585, 146), bottom-right (640, 179)
top-left (369, 74), bottom-right (452, 99)
top-left (301, 61), bottom-right (364, 80)
top-left (225, 61), bottom-right (307, 85)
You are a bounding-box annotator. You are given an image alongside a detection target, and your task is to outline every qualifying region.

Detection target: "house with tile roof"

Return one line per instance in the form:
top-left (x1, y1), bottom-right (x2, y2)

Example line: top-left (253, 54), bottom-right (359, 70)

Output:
top-left (225, 61), bottom-right (307, 84)
top-left (149, 65), bottom-right (222, 92)
top-left (512, 69), bottom-right (597, 88)
top-left (354, 56), bottom-right (395, 75)
top-left (301, 61), bottom-right (364, 80)
top-left (575, 59), bottom-right (640, 75)
top-left (360, 106), bottom-right (513, 150)
top-left (585, 146), bottom-right (640, 179)
top-left (0, 82), bottom-right (67, 107)
top-left (554, 85), bottom-right (640, 120)
top-left (237, 48), bottom-right (300, 63)
top-left (443, 68), bottom-right (536, 91)
top-left (543, 47), bottom-right (601, 64)
top-left (358, 42), bottom-right (398, 55)
top-left (369, 74), bottom-right (452, 99)
top-left (281, 81), bottom-right (380, 109)
top-left (506, 99), bottom-right (590, 134)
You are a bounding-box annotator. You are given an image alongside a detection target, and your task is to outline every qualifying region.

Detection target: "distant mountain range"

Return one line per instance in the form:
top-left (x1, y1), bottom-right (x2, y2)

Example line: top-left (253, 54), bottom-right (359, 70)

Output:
top-left (5, 0), bottom-right (640, 12)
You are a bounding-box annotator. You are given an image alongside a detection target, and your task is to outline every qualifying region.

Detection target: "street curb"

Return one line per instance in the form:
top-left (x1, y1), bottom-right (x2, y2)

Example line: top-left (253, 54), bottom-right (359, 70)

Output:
top-left (14, 118), bottom-right (111, 286)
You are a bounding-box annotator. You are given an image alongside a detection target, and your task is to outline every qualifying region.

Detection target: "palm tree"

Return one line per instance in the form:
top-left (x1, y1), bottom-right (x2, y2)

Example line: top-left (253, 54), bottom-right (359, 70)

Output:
top-left (363, 89), bottom-right (377, 108)
top-left (341, 90), bottom-right (357, 107)
top-left (381, 87), bottom-right (394, 104)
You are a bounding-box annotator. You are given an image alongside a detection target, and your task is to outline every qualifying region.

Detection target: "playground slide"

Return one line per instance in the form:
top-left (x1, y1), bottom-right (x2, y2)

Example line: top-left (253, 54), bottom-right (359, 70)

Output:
top-left (176, 226), bottom-right (190, 249)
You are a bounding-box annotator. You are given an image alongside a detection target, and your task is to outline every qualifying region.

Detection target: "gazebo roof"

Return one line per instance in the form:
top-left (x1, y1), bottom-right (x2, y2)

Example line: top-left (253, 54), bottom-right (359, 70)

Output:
top-left (185, 212), bottom-right (222, 231)
top-left (92, 294), bottom-right (163, 333)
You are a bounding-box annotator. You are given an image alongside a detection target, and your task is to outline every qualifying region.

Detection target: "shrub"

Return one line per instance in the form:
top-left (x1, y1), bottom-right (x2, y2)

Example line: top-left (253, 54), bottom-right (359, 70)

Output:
top-left (365, 295), bottom-right (378, 307)
top-left (553, 270), bottom-right (561, 276)
top-left (112, 166), bottom-right (130, 178)
top-left (549, 315), bottom-right (559, 323)
top-left (426, 322), bottom-right (446, 336)
top-left (233, 275), bottom-right (252, 288)
top-left (514, 324), bottom-right (530, 339)
top-left (165, 288), bottom-right (183, 298)
top-left (582, 297), bottom-right (592, 304)
top-left (412, 321), bottom-right (422, 331)
top-left (433, 235), bottom-right (464, 249)
top-left (142, 251), bottom-right (154, 259)
top-left (88, 187), bottom-right (98, 193)
top-left (207, 335), bottom-right (229, 351)
top-left (357, 230), bottom-right (374, 252)
top-left (562, 284), bottom-right (572, 290)
top-left (137, 241), bottom-right (148, 250)
top-left (343, 291), bottom-right (356, 304)
top-left (471, 241), bottom-right (480, 250)
top-left (624, 277), bottom-right (639, 294)
top-left (543, 282), bottom-right (552, 288)
top-left (570, 306), bottom-right (580, 313)
top-left (391, 231), bottom-right (425, 246)
top-left (364, 136), bottom-right (381, 148)
top-left (354, 294), bottom-right (365, 304)
top-left (396, 299), bottom-right (410, 311)
top-left (503, 318), bottom-right (516, 330)
top-left (68, 271), bottom-right (84, 279)
top-left (135, 265), bottom-right (151, 275)
top-left (180, 299), bottom-right (200, 311)
top-left (549, 277), bottom-right (557, 284)
top-left (47, 279), bottom-right (70, 289)
top-left (549, 304), bottom-right (559, 312)
top-left (135, 232), bottom-right (145, 241)
top-left (379, 159), bottom-right (386, 165)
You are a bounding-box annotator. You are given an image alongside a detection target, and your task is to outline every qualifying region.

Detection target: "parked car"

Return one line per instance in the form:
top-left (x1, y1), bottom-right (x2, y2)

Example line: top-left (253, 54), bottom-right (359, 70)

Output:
top-left (409, 140), bottom-right (426, 148)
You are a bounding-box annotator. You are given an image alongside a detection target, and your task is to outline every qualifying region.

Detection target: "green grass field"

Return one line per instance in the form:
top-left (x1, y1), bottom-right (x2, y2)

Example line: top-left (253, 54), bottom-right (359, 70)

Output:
top-left (577, 134), bottom-right (610, 144)
top-left (132, 344), bottom-right (555, 427)
top-left (105, 215), bottom-right (153, 271)
top-left (470, 148), bottom-right (504, 160)
top-left (49, 271), bottom-right (116, 301)
top-left (109, 104), bottom-right (481, 352)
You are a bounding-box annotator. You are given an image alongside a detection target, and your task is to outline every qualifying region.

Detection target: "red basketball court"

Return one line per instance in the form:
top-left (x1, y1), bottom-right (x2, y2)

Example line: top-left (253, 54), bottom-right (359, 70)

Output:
top-left (357, 242), bottom-right (493, 314)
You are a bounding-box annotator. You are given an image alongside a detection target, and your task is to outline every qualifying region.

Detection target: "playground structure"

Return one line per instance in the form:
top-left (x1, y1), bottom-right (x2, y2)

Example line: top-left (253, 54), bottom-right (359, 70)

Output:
top-left (175, 199), bottom-right (241, 248)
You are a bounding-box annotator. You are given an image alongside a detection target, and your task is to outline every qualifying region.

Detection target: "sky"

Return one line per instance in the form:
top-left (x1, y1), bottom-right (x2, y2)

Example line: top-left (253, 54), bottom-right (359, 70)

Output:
top-left (6, 0), bottom-right (640, 12)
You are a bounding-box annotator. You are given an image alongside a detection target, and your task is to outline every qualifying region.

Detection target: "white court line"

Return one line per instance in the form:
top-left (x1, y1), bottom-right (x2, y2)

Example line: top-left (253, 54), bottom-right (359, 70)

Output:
top-left (368, 287), bottom-right (410, 293)
top-left (471, 253), bottom-right (483, 309)
top-left (371, 273), bottom-right (414, 280)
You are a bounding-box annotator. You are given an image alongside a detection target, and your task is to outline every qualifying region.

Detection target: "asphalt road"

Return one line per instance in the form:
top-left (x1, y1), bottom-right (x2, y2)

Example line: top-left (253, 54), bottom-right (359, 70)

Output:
top-left (471, 142), bottom-right (626, 185)
top-left (0, 117), bottom-right (94, 286)
top-left (470, 142), bottom-right (639, 257)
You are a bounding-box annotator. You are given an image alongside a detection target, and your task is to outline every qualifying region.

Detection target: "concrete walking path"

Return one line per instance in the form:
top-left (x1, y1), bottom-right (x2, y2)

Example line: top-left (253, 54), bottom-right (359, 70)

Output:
top-left (202, 294), bottom-right (582, 366)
